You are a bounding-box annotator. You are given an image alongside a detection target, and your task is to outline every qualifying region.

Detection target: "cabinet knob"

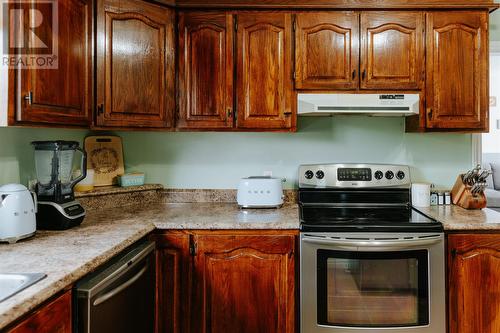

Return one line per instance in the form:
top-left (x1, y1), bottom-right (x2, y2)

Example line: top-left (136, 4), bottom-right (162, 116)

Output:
top-left (227, 108), bottom-right (232, 118)
top-left (97, 104), bottom-right (105, 115)
top-left (428, 108), bottom-right (433, 119)
top-left (362, 69), bottom-right (366, 80)
top-left (352, 70), bottom-right (356, 80)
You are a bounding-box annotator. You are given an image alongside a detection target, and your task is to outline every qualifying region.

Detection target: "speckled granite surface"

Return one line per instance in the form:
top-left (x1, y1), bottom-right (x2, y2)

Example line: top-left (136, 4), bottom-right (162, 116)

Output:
top-left (76, 184), bottom-right (164, 210)
top-left (0, 203), bottom-right (298, 330)
top-left (415, 205), bottom-right (500, 231)
top-left (163, 188), bottom-right (297, 204)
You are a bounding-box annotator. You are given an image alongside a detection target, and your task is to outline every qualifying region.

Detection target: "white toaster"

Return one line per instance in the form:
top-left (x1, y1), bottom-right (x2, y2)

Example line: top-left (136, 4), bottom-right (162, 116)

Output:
top-left (237, 177), bottom-right (285, 208)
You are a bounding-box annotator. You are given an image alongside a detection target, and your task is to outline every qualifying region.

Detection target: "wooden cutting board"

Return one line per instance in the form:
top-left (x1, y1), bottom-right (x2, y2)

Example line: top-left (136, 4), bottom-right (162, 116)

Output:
top-left (84, 135), bottom-right (125, 186)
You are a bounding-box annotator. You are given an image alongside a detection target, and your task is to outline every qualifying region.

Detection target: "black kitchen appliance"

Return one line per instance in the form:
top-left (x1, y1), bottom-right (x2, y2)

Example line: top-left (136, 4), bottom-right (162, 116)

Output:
top-left (75, 240), bottom-right (155, 333)
top-left (32, 141), bottom-right (87, 230)
top-left (298, 164), bottom-right (445, 333)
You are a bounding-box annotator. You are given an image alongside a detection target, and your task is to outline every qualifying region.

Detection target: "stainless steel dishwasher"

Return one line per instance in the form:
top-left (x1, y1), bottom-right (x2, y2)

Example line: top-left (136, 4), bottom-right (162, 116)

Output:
top-left (75, 240), bottom-right (155, 333)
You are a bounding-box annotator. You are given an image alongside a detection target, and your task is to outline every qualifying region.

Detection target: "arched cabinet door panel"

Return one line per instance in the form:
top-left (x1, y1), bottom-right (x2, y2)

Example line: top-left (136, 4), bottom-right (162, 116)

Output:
top-left (95, 0), bottom-right (174, 129)
top-left (448, 234), bottom-right (500, 333)
top-left (178, 12), bottom-right (234, 129)
top-left (360, 11), bottom-right (424, 90)
top-left (236, 12), bottom-right (295, 130)
top-left (426, 11), bottom-right (488, 131)
top-left (190, 232), bottom-right (296, 333)
top-left (295, 12), bottom-right (359, 90)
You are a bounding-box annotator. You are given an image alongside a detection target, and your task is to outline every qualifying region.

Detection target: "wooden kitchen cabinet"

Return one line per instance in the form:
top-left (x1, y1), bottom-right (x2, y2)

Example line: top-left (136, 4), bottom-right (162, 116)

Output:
top-left (151, 231), bottom-right (191, 333)
top-left (95, 0), bottom-right (175, 129)
top-left (360, 11), bottom-right (424, 90)
top-left (236, 13), bottom-right (296, 130)
top-left (8, 0), bottom-right (92, 127)
top-left (448, 234), bottom-right (500, 333)
top-left (294, 12), bottom-right (359, 90)
top-left (153, 230), bottom-right (297, 333)
top-left (6, 290), bottom-right (72, 333)
top-left (178, 12), bottom-right (234, 129)
top-left (425, 11), bottom-right (489, 131)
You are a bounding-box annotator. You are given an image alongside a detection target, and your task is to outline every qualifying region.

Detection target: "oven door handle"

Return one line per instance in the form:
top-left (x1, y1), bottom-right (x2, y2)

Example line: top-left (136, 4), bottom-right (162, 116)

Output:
top-left (302, 236), bottom-right (442, 250)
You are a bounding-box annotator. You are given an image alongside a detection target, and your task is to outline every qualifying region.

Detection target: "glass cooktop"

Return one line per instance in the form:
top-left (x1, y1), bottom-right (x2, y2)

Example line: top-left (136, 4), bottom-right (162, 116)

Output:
top-left (299, 188), bottom-right (442, 233)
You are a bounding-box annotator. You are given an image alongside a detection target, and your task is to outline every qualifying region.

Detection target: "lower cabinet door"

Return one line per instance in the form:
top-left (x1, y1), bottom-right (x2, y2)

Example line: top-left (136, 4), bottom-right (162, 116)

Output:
top-left (152, 231), bottom-right (191, 333)
top-left (191, 232), bottom-right (296, 333)
top-left (7, 291), bottom-right (72, 333)
top-left (448, 234), bottom-right (500, 333)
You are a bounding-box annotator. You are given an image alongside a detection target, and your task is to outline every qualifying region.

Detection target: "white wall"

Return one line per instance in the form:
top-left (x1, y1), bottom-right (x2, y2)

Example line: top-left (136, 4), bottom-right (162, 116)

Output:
top-left (482, 52), bottom-right (500, 154)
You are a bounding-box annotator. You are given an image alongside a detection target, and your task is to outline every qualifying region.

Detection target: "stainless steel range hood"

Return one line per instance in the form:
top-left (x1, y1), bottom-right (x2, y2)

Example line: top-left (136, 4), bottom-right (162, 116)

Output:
top-left (298, 93), bottom-right (420, 116)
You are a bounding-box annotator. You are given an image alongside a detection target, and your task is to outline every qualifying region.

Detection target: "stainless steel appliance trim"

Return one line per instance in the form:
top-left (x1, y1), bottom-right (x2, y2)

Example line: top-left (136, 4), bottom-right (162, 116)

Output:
top-left (92, 265), bottom-right (148, 306)
top-left (300, 232), bottom-right (446, 333)
top-left (301, 235), bottom-right (442, 251)
top-left (77, 241), bottom-right (155, 299)
top-left (299, 163), bottom-right (411, 189)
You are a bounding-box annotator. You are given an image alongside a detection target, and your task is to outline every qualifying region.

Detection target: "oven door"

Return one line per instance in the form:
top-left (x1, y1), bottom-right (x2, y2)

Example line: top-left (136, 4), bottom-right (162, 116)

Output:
top-left (300, 233), bottom-right (445, 333)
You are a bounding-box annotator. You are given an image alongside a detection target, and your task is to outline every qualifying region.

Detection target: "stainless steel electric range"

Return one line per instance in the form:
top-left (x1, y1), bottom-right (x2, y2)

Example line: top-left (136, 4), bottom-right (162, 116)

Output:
top-left (299, 164), bottom-right (445, 333)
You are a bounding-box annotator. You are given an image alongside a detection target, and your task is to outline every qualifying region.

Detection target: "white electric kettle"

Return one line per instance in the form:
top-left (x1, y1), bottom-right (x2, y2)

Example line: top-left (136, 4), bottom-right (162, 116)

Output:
top-left (0, 184), bottom-right (37, 244)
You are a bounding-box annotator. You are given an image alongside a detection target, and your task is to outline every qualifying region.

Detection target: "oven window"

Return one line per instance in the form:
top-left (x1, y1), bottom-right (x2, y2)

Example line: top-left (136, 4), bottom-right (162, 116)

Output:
top-left (317, 250), bottom-right (429, 328)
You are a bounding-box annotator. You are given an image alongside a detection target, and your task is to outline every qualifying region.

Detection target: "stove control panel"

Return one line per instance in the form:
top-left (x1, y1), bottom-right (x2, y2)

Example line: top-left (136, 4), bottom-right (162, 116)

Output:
top-left (299, 164), bottom-right (411, 188)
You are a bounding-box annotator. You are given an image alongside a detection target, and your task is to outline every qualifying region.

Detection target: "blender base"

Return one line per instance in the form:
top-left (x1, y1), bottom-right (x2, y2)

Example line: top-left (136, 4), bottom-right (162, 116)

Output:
top-left (36, 201), bottom-right (86, 230)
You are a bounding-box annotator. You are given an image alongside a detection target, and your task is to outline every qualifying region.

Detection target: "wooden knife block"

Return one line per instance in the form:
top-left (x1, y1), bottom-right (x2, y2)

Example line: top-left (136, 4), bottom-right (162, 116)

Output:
top-left (450, 175), bottom-right (487, 210)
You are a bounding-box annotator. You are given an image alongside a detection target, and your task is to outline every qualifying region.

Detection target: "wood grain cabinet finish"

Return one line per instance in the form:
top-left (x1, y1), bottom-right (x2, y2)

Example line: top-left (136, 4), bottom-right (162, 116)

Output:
top-left (6, 291), bottom-right (72, 333)
top-left (426, 11), bottom-right (488, 131)
top-left (360, 11), bottom-right (424, 90)
top-left (95, 0), bottom-right (175, 128)
top-left (295, 12), bottom-right (359, 90)
top-left (190, 232), bottom-right (296, 333)
top-left (9, 0), bottom-right (92, 126)
top-left (448, 234), bottom-right (500, 333)
top-left (236, 13), bottom-right (295, 130)
top-left (178, 12), bottom-right (234, 129)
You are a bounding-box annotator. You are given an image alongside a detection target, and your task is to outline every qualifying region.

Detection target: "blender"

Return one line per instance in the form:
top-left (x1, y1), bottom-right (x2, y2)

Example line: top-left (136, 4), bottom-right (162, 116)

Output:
top-left (32, 141), bottom-right (87, 230)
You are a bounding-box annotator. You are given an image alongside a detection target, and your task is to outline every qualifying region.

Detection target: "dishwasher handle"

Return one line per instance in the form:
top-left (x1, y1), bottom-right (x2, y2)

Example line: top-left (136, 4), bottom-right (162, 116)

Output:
top-left (93, 264), bottom-right (148, 306)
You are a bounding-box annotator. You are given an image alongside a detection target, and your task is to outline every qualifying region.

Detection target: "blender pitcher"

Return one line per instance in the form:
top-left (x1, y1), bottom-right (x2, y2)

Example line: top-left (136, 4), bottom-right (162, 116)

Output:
top-left (32, 141), bottom-right (87, 203)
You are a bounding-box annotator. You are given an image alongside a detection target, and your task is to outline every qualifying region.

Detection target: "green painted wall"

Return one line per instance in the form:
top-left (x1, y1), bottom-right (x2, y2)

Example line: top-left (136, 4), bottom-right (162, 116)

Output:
top-left (0, 117), bottom-right (471, 189)
top-left (492, 1), bottom-right (500, 41)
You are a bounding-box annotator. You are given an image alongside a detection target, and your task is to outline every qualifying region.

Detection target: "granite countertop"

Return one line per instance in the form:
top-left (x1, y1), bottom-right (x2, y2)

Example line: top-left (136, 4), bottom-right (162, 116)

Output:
top-left (2, 200), bottom-right (499, 329)
top-left (0, 203), bottom-right (298, 330)
top-left (416, 205), bottom-right (500, 231)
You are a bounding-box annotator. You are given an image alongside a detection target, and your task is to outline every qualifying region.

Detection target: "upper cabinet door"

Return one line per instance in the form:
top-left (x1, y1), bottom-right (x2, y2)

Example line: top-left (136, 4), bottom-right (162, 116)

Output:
top-left (426, 11), bottom-right (488, 130)
top-left (96, 0), bottom-right (174, 128)
top-left (178, 12), bottom-right (234, 129)
top-left (360, 12), bottom-right (424, 90)
top-left (295, 12), bottom-right (359, 90)
top-left (11, 0), bottom-right (91, 126)
top-left (236, 13), bottom-right (295, 130)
